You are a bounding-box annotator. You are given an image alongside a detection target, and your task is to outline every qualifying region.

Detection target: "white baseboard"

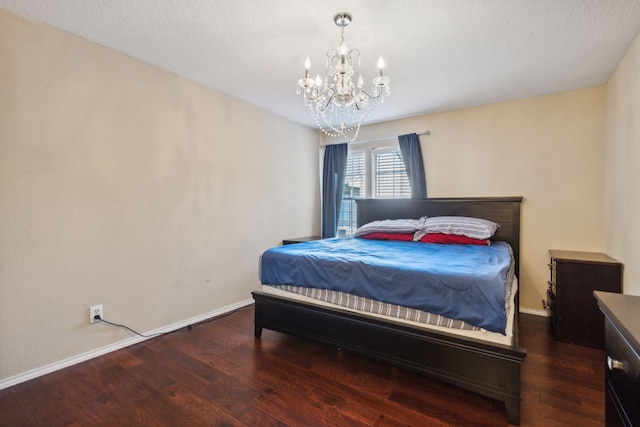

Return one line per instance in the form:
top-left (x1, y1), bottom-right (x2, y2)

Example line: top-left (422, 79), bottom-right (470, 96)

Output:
top-left (0, 299), bottom-right (254, 391)
top-left (520, 307), bottom-right (550, 317)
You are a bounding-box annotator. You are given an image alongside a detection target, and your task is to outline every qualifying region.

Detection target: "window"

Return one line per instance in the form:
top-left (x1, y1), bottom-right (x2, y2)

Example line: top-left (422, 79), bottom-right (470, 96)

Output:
top-left (338, 144), bottom-right (410, 236)
top-left (372, 148), bottom-right (411, 198)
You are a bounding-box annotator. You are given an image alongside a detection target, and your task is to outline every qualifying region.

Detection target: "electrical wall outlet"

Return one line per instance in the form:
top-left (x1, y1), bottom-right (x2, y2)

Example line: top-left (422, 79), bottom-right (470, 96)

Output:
top-left (89, 304), bottom-right (103, 324)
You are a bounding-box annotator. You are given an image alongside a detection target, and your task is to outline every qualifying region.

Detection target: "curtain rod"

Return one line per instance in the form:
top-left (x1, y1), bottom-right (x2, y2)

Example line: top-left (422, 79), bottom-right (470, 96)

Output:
top-left (321, 130), bottom-right (430, 148)
top-left (350, 130), bottom-right (430, 145)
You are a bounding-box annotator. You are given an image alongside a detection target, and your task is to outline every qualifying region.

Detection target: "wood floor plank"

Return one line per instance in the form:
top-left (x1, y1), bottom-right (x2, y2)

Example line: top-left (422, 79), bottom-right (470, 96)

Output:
top-left (0, 306), bottom-right (604, 426)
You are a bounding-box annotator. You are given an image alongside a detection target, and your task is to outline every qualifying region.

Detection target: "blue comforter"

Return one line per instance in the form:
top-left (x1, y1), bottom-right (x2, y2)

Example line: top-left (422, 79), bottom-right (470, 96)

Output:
top-left (259, 238), bottom-right (514, 334)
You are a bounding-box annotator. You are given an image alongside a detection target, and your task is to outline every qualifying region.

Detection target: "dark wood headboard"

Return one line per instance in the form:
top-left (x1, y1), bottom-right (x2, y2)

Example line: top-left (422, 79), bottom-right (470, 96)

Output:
top-left (356, 197), bottom-right (523, 279)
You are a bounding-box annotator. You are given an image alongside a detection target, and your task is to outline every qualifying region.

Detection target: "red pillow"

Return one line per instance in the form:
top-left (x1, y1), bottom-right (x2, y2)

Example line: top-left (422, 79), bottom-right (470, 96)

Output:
top-left (361, 232), bottom-right (415, 241)
top-left (419, 233), bottom-right (490, 245)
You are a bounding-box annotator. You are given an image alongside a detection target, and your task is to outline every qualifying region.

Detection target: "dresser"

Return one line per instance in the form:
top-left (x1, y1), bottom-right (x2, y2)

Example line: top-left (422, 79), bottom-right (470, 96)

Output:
top-left (548, 250), bottom-right (622, 348)
top-left (594, 291), bottom-right (640, 427)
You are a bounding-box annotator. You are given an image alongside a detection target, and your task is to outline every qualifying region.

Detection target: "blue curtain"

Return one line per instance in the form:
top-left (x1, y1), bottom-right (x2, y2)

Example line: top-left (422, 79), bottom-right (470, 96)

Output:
top-left (322, 143), bottom-right (348, 238)
top-left (398, 133), bottom-right (427, 199)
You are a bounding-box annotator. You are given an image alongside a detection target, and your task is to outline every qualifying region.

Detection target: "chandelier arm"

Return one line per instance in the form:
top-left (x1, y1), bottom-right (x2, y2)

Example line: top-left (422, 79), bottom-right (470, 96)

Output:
top-left (327, 49), bottom-right (339, 66)
top-left (304, 87), bottom-right (329, 102)
top-left (317, 92), bottom-right (336, 112)
top-left (305, 87), bottom-right (336, 112)
top-left (356, 88), bottom-right (384, 100)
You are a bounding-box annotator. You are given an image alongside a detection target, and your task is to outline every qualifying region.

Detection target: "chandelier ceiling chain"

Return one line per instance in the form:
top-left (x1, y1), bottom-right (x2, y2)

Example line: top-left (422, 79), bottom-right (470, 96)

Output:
top-left (296, 12), bottom-right (390, 142)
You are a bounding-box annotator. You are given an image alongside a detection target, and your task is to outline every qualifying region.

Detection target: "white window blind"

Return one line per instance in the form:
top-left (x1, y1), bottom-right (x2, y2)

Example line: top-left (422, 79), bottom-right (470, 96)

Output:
top-left (373, 149), bottom-right (410, 198)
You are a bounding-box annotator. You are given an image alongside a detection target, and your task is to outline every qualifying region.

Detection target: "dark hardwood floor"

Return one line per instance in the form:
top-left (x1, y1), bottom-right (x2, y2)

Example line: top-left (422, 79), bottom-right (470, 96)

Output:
top-left (0, 307), bottom-right (604, 426)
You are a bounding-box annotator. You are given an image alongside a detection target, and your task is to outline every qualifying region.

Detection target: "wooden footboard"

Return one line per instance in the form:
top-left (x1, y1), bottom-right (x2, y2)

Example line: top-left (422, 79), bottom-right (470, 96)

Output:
top-left (253, 291), bottom-right (526, 424)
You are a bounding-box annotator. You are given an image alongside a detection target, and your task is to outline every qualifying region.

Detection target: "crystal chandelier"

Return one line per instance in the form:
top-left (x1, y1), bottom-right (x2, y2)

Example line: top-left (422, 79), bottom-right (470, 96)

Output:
top-left (296, 12), bottom-right (390, 142)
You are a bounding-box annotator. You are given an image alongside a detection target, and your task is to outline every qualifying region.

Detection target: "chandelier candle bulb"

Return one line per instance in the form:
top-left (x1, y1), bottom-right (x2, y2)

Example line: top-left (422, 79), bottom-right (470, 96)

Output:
top-left (378, 57), bottom-right (385, 76)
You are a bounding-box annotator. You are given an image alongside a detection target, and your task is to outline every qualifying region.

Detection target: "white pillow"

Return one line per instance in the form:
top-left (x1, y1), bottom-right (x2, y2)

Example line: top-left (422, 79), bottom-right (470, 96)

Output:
top-left (354, 217), bottom-right (427, 237)
top-left (414, 216), bottom-right (499, 240)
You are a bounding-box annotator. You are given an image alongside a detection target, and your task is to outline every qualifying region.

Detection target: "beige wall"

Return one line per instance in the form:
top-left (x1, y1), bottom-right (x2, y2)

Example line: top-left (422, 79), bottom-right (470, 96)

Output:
top-left (339, 86), bottom-right (607, 311)
top-left (0, 9), bottom-right (320, 383)
top-left (604, 31), bottom-right (640, 295)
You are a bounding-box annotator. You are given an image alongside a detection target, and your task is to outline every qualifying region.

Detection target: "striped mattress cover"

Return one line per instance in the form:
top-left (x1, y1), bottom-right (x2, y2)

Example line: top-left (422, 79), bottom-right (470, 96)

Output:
top-left (261, 274), bottom-right (517, 346)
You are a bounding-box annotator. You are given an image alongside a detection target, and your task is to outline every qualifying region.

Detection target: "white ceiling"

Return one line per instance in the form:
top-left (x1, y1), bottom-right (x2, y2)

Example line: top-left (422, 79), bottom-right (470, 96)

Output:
top-left (2, 0), bottom-right (640, 129)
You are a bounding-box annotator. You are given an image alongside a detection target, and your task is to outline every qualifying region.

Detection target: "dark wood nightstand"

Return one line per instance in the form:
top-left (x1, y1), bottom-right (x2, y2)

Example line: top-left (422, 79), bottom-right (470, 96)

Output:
top-left (282, 236), bottom-right (322, 245)
top-left (548, 250), bottom-right (622, 349)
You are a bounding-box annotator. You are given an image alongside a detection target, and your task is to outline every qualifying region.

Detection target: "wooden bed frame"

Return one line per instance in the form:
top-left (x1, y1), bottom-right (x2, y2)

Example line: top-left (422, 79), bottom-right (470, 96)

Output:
top-left (252, 197), bottom-right (526, 424)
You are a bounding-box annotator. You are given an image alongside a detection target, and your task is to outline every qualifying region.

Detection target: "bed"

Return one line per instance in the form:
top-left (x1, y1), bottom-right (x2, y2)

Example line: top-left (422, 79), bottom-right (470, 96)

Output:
top-left (252, 197), bottom-right (526, 424)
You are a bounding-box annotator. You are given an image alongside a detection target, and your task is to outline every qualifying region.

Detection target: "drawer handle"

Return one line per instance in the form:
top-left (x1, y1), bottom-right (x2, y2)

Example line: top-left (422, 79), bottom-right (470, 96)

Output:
top-left (607, 356), bottom-right (625, 371)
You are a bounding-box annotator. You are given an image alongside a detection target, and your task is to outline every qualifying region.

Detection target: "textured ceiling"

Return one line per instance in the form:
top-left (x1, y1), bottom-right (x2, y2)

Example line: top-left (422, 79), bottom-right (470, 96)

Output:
top-left (2, 0), bottom-right (640, 129)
